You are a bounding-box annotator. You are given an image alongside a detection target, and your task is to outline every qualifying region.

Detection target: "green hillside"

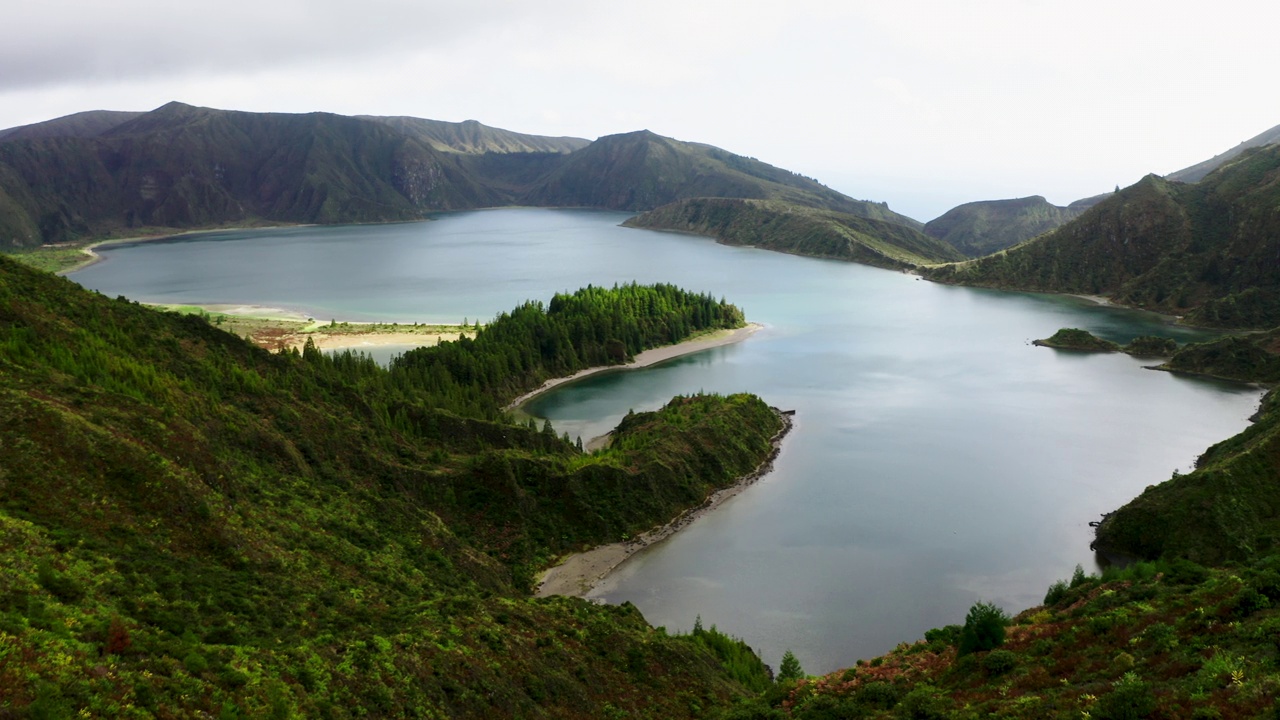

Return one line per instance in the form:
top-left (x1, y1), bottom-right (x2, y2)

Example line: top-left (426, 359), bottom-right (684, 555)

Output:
top-left (522, 130), bottom-right (922, 227)
top-left (624, 197), bottom-right (963, 269)
top-left (0, 256), bottom-right (786, 717)
top-left (923, 195), bottom-right (1081, 257)
top-left (925, 145), bottom-right (1280, 329)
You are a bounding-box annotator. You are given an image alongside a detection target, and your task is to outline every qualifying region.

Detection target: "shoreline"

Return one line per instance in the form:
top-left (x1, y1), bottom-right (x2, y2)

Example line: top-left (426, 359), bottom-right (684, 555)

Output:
top-left (534, 408), bottom-right (794, 599)
top-left (55, 223), bottom-right (316, 275)
top-left (504, 323), bottom-right (763, 411)
top-left (138, 301), bottom-right (472, 354)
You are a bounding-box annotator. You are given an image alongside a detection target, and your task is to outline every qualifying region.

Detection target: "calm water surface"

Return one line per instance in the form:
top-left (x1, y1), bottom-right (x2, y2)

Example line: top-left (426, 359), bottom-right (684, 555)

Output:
top-left (73, 209), bottom-right (1263, 673)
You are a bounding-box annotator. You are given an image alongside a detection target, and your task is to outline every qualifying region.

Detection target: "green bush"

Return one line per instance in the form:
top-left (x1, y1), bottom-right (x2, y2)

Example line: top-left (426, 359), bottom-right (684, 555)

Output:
top-left (1044, 579), bottom-right (1070, 606)
top-left (981, 649), bottom-right (1018, 675)
top-left (958, 602), bottom-right (1008, 656)
top-left (1091, 673), bottom-right (1155, 720)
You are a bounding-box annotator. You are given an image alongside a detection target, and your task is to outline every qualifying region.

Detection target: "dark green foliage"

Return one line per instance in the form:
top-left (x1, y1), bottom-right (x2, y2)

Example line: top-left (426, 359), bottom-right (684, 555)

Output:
top-left (1091, 674), bottom-right (1156, 720)
top-left (776, 650), bottom-right (804, 683)
top-left (1033, 327), bottom-right (1121, 352)
top-left (783, 552), bottom-right (1280, 718)
top-left (923, 194), bottom-right (1081, 257)
top-left (980, 648), bottom-right (1018, 675)
top-left (1093, 383), bottom-right (1280, 563)
top-left (391, 281), bottom-right (745, 415)
top-left (684, 621), bottom-right (774, 693)
top-left (1044, 579), bottom-right (1070, 605)
top-left (1160, 329), bottom-right (1280, 383)
top-left (958, 602), bottom-right (1008, 656)
top-left (923, 624), bottom-right (961, 650)
top-left (0, 255), bottom-right (780, 717)
top-left (625, 197), bottom-right (961, 269)
top-left (893, 685), bottom-right (953, 719)
top-left (1123, 335), bottom-right (1179, 357)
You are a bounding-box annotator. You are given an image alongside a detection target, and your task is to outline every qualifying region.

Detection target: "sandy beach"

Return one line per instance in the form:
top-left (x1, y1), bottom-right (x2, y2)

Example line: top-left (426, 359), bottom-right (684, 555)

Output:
top-left (534, 408), bottom-right (794, 598)
top-left (289, 331), bottom-right (461, 352)
top-left (505, 323), bottom-right (763, 411)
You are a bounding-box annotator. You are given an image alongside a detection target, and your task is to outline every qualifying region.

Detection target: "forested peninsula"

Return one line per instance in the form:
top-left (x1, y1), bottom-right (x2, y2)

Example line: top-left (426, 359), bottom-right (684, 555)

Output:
top-left (0, 257), bottom-right (785, 717)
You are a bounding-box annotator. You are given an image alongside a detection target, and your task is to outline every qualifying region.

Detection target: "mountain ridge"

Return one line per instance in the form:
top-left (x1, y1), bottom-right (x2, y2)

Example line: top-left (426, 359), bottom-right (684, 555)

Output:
top-left (924, 144), bottom-right (1280, 329)
top-left (0, 103), bottom-right (928, 264)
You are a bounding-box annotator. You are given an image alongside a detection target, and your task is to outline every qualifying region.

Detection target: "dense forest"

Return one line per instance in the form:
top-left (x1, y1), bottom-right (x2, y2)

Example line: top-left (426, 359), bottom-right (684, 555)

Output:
top-left (0, 255), bottom-right (786, 717)
top-left (385, 282), bottom-right (744, 417)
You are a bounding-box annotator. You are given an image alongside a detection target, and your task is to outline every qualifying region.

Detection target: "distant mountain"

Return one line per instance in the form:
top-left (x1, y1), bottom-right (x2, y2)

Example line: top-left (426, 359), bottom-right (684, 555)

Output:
top-left (626, 198), bottom-right (962, 269)
top-left (0, 110), bottom-right (143, 142)
top-left (1167, 121), bottom-right (1280, 183)
top-left (925, 144), bottom-right (1280, 328)
top-left (358, 115), bottom-right (589, 155)
top-left (521, 130), bottom-right (923, 229)
top-left (0, 102), bottom-right (498, 246)
top-left (923, 195), bottom-right (1081, 257)
top-left (0, 103), bottom-right (923, 263)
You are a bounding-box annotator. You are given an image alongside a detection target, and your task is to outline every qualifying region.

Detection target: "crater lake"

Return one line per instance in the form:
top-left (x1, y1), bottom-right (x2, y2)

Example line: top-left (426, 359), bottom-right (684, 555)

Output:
top-left (70, 208), bottom-right (1264, 673)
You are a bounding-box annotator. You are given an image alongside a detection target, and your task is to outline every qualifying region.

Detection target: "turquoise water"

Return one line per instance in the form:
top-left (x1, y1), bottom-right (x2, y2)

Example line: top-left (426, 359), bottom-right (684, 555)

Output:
top-left (72, 208), bottom-right (1263, 673)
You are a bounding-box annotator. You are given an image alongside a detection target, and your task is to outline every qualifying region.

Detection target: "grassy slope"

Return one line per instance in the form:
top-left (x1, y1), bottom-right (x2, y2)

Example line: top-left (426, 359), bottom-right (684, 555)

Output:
top-left (925, 145), bottom-right (1280, 329)
top-left (523, 131), bottom-right (922, 228)
top-left (0, 255), bottom-right (781, 717)
top-left (922, 195), bottom-right (1081, 257)
top-left (624, 197), bottom-right (963, 269)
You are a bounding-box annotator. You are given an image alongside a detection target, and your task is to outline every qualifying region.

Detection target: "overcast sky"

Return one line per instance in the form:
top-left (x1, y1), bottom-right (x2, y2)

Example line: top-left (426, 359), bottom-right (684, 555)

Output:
top-left (3, 0), bottom-right (1278, 222)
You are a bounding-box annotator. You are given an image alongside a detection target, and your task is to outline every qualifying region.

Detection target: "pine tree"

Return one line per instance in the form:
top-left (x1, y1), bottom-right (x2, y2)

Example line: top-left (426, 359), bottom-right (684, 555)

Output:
top-left (777, 650), bottom-right (803, 683)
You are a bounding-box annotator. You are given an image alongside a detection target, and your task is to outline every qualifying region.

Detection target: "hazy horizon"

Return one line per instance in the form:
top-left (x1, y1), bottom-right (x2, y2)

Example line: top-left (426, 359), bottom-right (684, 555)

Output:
top-left (4, 1), bottom-right (1278, 221)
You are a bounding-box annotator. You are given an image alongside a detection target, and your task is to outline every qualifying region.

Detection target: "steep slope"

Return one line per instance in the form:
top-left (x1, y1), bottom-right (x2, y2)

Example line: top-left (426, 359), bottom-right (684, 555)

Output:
top-left (625, 198), bottom-right (963, 268)
top-left (923, 195), bottom-right (1081, 257)
top-left (0, 256), bottom-right (782, 717)
top-left (925, 144), bottom-right (1280, 328)
top-left (1167, 120), bottom-right (1280, 183)
top-left (360, 116), bottom-right (589, 155)
top-left (522, 130), bottom-right (922, 228)
top-left (0, 110), bottom-right (143, 142)
top-left (0, 102), bottom-right (498, 247)
top-left (1093, 330), bottom-right (1280, 564)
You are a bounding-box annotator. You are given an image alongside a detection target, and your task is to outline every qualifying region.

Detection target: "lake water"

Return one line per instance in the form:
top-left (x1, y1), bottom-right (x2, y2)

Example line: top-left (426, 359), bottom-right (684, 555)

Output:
top-left (72, 209), bottom-right (1264, 674)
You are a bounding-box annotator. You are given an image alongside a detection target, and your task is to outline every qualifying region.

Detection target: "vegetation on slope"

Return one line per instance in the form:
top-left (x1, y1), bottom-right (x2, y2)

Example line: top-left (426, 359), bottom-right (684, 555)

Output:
top-left (623, 198), bottom-right (962, 269)
top-left (923, 195), bottom-right (1081, 257)
top-left (523, 131), bottom-right (922, 228)
top-left (739, 560), bottom-right (1280, 719)
top-left (0, 255), bottom-right (781, 717)
top-left (1032, 328), bottom-right (1179, 356)
top-left (925, 144), bottom-right (1280, 329)
top-left (1089, 330), bottom-right (1280, 566)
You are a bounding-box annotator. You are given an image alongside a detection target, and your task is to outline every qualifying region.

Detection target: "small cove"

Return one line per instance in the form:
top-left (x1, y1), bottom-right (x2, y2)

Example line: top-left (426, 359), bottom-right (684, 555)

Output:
top-left (71, 208), bottom-right (1265, 673)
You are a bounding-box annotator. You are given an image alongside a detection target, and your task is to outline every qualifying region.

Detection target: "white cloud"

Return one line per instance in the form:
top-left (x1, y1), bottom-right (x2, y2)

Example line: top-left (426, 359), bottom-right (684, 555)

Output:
top-left (2, 0), bottom-right (1279, 220)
